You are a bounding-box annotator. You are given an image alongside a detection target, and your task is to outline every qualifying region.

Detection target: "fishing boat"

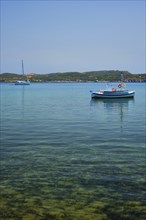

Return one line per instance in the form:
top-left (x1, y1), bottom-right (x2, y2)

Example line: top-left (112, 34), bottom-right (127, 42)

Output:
top-left (91, 83), bottom-right (135, 99)
top-left (91, 73), bottom-right (135, 99)
top-left (15, 60), bottom-right (30, 85)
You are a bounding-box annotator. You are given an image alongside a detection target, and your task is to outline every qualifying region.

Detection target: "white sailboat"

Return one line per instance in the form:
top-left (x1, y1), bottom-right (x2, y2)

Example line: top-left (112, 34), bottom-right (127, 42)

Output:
top-left (15, 60), bottom-right (30, 85)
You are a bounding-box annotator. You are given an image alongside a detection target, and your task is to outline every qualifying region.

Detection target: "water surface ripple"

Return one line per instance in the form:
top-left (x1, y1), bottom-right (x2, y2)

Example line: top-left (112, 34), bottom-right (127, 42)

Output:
top-left (0, 82), bottom-right (146, 220)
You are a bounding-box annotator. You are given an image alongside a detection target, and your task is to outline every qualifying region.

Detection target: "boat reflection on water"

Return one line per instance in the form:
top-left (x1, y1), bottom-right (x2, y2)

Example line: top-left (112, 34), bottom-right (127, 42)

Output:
top-left (91, 98), bottom-right (134, 108)
top-left (21, 85), bottom-right (25, 119)
top-left (90, 98), bottom-right (135, 131)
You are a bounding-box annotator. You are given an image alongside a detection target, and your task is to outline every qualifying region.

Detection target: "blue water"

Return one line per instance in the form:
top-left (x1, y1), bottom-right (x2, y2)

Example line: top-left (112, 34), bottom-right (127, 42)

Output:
top-left (0, 82), bottom-right (146, 220)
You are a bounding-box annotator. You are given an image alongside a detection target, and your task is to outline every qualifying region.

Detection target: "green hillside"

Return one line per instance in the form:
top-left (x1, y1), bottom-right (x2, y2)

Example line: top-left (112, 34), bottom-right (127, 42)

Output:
top-left (0, 71), bottom-right (146, 82)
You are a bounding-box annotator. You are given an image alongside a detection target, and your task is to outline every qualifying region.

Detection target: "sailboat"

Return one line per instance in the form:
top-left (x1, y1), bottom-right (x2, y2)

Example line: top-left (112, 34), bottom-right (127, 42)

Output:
top-left (15, 60), bottom-right (30, 85)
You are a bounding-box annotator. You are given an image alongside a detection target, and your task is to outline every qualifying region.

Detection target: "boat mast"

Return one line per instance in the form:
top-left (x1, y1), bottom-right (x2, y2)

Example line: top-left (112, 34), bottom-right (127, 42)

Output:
top-left (22, 59), bottom-right (24, 75)
top-left (22, 59), bottom-right (29, 82)
top-left (120, 73), bottom-right (126, 90)
top-left (120, 73), bottom-right (124, 82)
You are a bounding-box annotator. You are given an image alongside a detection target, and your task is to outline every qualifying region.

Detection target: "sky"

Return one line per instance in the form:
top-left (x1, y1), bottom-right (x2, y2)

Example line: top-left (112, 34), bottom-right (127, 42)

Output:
top-left (0, 0), bottom-right (145, 74)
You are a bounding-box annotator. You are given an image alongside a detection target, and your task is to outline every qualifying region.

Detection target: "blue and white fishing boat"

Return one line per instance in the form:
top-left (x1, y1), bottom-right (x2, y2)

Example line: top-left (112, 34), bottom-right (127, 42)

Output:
top-left (15, 60), bottom-right (30, 85)
top-left (90, 74), bottom-right (135, 99)
top-left (91, 86), bottom-right (135, 99)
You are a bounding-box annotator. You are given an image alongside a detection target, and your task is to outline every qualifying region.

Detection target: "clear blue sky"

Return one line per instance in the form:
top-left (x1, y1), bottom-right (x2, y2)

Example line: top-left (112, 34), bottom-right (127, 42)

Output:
top-left (1, 0), bottom-right (145, 74)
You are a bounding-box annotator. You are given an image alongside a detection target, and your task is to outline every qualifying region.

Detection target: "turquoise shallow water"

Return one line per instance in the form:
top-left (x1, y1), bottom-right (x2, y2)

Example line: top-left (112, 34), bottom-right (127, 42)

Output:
top-left (0, 82), bottom-right (146, 220)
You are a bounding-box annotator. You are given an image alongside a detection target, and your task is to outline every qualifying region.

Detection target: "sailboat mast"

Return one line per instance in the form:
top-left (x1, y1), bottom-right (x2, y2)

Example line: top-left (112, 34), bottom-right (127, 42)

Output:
top-left (22, 60), bottom-right (24, 75)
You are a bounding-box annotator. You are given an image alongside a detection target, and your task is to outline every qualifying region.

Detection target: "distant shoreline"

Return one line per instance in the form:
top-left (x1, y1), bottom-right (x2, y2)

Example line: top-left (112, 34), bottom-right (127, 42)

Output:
top-left (1, 80), bottom-right (146, 83)
top-left (0, 71), bottom-right (146, 83)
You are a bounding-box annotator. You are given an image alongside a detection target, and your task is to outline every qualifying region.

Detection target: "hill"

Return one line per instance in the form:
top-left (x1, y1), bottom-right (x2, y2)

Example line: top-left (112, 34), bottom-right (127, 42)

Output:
top-left (0, 71), bottom-right (146, 82)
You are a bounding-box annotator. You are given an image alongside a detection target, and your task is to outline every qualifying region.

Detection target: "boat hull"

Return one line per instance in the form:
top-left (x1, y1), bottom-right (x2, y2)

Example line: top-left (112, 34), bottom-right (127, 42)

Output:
top-left (91, 91), bottom-right (135, 99)
top-left (15, 81), bottom-right (30, 85)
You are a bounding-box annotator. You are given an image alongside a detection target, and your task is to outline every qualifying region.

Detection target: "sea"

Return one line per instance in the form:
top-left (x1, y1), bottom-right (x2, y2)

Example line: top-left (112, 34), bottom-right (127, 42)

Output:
top-left (0, 82), bottom-right (146, 220)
